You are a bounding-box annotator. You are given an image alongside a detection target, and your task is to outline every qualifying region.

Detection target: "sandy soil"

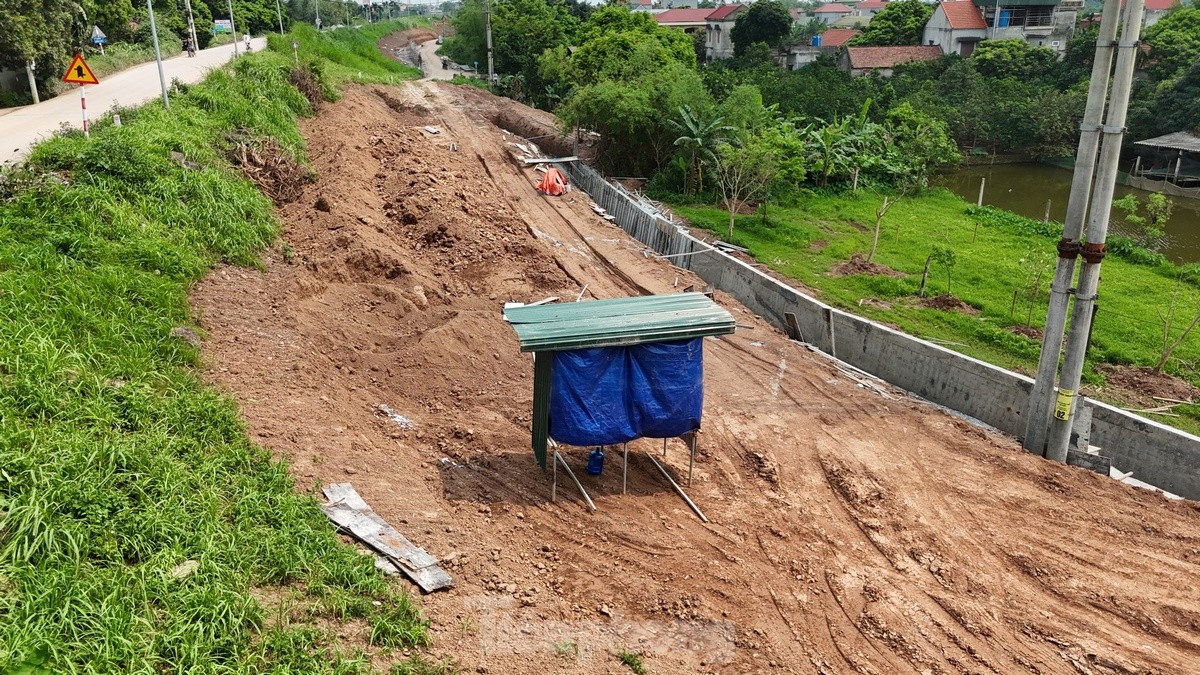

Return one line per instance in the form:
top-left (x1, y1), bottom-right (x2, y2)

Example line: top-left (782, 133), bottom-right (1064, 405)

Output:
top-left (191, 83), bottom-right (1200, 674)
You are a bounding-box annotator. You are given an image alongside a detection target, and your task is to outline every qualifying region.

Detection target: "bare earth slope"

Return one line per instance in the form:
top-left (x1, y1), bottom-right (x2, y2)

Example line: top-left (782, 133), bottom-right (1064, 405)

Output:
top-left (191, 84), bottom-right (1200, 674)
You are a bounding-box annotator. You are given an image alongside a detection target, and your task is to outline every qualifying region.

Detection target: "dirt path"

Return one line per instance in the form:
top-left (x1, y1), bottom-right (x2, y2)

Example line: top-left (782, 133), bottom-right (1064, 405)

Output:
top-left (191, 83), bottom-right (1200, 674)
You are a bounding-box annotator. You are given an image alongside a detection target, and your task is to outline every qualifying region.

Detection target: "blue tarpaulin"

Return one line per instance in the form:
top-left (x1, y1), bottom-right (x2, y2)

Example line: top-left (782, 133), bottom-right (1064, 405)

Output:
top-left (548, 339), bottom-right (703, 446)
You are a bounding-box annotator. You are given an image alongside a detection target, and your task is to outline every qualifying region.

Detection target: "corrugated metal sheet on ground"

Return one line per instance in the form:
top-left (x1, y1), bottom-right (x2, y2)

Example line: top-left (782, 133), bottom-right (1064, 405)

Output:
top-left (505, 292), bottom-right (735, 352)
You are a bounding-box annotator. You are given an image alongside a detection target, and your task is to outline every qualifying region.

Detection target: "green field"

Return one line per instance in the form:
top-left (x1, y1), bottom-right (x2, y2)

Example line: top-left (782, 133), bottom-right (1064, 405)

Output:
top-left (0, 22), bottom-right (444, 674)
top-left (671, 188), bottom-right (1200, 431)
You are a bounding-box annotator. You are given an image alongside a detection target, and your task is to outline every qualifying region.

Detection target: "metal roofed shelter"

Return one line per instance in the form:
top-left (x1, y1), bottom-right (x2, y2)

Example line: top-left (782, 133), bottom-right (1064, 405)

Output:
top-left (1131, 132), bottom-right (1200, 197)
top-left (504, 293), bottom-right (736, 517)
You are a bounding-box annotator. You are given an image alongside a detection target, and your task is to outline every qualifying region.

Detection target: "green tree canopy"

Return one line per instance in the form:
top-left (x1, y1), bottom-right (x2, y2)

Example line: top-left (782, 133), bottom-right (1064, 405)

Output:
top-left (567, 6), bottom-right (694, 86)
top-left (730, 0), bottom-right (792, 57)
top-left (1143, 7), bottom-right (1200, 82)
top-left (850, 0), bottom-right (932, 46)
top-left (0, 0), bottom-right (82, 98)
top-left (970, 39), bottom-right (1058, 81)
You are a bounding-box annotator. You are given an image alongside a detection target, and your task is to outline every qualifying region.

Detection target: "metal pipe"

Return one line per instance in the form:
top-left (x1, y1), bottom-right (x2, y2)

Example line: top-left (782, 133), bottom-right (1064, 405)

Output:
top-left (555, 451), bottom-right (596, 512)
top-left (1045, 0), bottom-right (1145, 463)
top-left (1022, 0), bottom-right (1122, 455)
top-left (647, 454), bottom-right (708, 523)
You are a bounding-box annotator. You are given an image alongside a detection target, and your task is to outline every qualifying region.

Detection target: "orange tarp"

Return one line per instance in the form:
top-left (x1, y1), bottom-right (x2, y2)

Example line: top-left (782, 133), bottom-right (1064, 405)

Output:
top-left (536, 167), bottom-right (568, 196)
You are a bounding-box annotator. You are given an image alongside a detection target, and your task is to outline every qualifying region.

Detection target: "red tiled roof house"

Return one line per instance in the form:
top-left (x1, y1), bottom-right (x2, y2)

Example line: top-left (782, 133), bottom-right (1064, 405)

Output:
top-left (815, 2), bottom-right (853, 24)
top-left (839, 45), bottom-right (943, 77)
top-left (655, 4), bottom-right (746, 61)
top-left (923, 0), bottom-right (988, 57)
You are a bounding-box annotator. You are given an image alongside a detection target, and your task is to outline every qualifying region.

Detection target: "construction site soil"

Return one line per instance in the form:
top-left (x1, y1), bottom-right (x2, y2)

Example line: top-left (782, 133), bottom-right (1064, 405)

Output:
top-left (191, 83), bottom-right (1200, 674)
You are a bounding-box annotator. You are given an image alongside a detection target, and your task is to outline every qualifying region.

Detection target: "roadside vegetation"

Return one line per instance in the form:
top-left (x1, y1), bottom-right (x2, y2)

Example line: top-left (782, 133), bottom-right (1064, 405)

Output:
top-left (0, 22), bottom-right (446, 674)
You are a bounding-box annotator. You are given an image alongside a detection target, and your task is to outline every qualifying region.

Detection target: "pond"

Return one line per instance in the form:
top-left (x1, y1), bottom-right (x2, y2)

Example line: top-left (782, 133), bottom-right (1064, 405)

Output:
top-left (940, 162), bottom-right (1200, 263)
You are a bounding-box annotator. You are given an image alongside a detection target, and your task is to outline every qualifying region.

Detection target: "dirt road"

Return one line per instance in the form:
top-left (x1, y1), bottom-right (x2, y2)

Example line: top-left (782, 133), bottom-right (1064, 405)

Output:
top-left (192, 83), bottom-right (1200, 674)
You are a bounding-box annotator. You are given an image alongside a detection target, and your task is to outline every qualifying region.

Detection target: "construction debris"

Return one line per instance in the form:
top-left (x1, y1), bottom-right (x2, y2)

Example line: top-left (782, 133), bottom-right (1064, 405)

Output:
top-left (322, 483), bottom-right (453, 593)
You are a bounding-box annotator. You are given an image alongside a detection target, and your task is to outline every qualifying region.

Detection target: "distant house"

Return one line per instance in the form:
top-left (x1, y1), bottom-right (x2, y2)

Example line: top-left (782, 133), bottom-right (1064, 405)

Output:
top-left (924, 1), bottom-right (988, 57)
top-left (654, 4), bottom-right (746, 61)
top-left (830, 14), bottom-right (871, 28)
top-left (839, 45), bottom-right (943, 76)
top-left (705, 4), bottom-right (745, 60)
top-left (1130, 0), bottom-right (1180, 28)
top-left (630, 0), bottom-right (655, 11)
top-left (784, 28), bottom-right (861, 69)
top-left (973, 0), bottom-right (1077, 52)
top-left (853, 0), bottom-right (889, 18)
top-left (815, 2), bottom-right (854, 24)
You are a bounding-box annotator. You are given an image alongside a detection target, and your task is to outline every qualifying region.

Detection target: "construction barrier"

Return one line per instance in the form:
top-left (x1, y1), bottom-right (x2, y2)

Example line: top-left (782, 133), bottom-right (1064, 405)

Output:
top-left (562, 161), bottom-right (1200, 500)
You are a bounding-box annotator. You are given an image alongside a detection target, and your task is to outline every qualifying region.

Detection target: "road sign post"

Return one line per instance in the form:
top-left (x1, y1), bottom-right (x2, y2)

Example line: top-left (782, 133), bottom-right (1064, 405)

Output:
top-left (62, 54), bottom-right (100, 139)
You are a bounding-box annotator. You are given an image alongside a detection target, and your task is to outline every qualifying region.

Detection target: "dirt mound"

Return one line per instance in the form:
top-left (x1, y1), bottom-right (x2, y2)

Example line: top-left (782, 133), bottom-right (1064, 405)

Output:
top-left (920, 293), bottom-right (981, 315)
top-left (1098, 364), bottom-right (1200, 405)
top-left (192, 82), bottom-right (1200, 675)
top-left (1008, 324), bottom-right (1043, 340)
top-left (829, 252), bottom-right (905, 278)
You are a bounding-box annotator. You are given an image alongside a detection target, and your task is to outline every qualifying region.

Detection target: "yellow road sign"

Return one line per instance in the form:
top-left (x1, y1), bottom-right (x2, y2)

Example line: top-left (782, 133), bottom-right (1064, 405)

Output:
top-left (62, 54), bottom-right (100, 85)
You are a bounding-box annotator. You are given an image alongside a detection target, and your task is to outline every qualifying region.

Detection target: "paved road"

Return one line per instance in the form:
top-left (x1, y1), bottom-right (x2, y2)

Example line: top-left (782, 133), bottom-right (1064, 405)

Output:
top-left (0, 38), bottom-right (267, 166)
top-left (418, 38), bottom-right (458, 80)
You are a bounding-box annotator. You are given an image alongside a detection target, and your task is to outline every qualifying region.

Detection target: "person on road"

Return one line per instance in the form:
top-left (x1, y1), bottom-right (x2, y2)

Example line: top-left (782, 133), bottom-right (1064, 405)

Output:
top-left (243, 33), bottom-right (251, 52)
top-left (184, 36), bottom-right (196, 57)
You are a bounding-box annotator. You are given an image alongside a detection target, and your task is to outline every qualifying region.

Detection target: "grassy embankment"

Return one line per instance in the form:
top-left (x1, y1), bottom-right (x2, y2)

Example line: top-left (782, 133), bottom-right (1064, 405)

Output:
top-left (0, 21), bottom-right (445, 675)
top-left (672, 189), bottom-right (1200, 433)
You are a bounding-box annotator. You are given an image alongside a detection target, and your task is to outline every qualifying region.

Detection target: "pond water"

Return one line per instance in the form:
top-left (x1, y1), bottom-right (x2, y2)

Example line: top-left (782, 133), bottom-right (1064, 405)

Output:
top-left (939, 162), bottom-right (1200, 263)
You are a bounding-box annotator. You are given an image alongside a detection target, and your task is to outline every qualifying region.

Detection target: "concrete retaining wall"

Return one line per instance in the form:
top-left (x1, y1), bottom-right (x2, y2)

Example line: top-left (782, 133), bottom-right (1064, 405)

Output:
top-left (563, 161), bottom-right (1200, 500)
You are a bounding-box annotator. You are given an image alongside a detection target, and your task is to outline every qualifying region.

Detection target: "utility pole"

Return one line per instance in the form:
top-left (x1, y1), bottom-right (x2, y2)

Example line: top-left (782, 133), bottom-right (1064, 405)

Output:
top-left (315, 0), bottom-right (322, 29)
top-left (147, 0), bottom-right (170, 109)
top-left (1023, 0), bottom-right (1122, 455)
top-left (228, 0), bottom-right (240, 56)
top-left (182, 0), bottom-right (200, 55)
top-left (1044, 0), bottom-right (1146, 463)
top-left (275, 0), bottom-right (285, 33)
top-left (486, 0), bottom-right (494, 90)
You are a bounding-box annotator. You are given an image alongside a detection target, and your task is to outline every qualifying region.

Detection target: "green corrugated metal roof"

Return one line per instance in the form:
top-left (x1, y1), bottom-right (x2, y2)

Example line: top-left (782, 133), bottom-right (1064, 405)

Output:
top-left (504, 293), bottom-right (736, 352)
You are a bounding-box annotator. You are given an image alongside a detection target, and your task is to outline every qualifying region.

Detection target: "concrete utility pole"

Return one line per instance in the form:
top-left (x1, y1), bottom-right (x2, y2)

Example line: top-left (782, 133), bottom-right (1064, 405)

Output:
top-left (182, 0), bottom-right (200, 55)
top-left (275, 0), bottom-right (285, 33)
top-left (228, 0), bottom-right (240, 56)
top-left (1044, 0), bottom-right (1146, 463)
top-left (147, 0), bottom-right (170, 109)
top-left (486, 0), bottom-right (494, 89)
top-left (316, 0), bottom-right (322, 29)
top-left (1022, 0), bottom-right (1122, 456)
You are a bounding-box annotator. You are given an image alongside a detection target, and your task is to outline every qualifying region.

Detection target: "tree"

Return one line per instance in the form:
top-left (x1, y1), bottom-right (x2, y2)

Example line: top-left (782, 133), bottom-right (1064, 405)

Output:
top-left (920, 245), bottom-right (956, 296)
top-left (567, 6), bottom-right (694, 86)
top-left (669, 105), bottom-right (733, 194)
top-left (0, 0), bottom-right (82, 104)
top-left (1154, 272), bottom-right (1200, 374)
top-left (712, 140), bottom-right (777, 240)
top-left (849, 0), bottom-right (932, 46)
top-left (730, 0), bottom-right (792, 57)
top-left (867, 195), bottom-right (897, 262)
top-left (440, 0), bottom-right (487, 67)
top-left (970, 39), bottom-right (1058, 81)
top-left (1114, 193), bottom-right (1174, 251)
top-left (882, 101), bottom-right (960, 186)
top-left (1142, 7), bottom-right (1200, 81)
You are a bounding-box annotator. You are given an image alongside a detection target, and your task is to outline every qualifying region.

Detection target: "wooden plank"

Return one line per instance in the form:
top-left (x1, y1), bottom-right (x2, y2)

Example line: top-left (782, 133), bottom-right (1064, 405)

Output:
top-left (322, 484), bottom-right (453, 593)
top-left (521, 156), bottom-right (578, 165)
top-left (784, 312), bottom-right (803, 342)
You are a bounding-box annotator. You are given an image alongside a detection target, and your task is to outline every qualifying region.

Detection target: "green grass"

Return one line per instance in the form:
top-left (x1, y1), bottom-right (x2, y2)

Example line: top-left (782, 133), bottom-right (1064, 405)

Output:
top-left (0, 25), bottom-right (426, 674)
top-left (671, 188), bottom-right (1200, 433)
top-left (618, 649), bottom-right (647, 674)
top-left (269, 20), bottom-right (424, 87)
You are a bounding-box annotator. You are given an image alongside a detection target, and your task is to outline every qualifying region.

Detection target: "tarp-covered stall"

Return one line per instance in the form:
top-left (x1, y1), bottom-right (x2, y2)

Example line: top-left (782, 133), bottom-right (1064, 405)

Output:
top-left (504, 293), bottom-right (735, 514)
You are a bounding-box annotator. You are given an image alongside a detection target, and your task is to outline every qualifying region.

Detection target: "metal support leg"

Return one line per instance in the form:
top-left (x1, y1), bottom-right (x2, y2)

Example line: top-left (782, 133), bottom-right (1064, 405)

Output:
top-left (555, 451), bottom-right (596, 512)
top-left (688, 434), bottom-right (696, 486)
top-left (647, 453), bottom-right (708, 523)
top-left (622, 442), bottom-right (629, 494)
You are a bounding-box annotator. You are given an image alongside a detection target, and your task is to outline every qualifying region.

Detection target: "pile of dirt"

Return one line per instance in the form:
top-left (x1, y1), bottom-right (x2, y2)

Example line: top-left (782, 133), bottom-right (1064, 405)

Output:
top-left (1098, 364), bottom-right (1200, 405)
top-left (1008, 324), bottom-right (1043, 340)
top-left (191, 82), bottom-right (1200, 675)
top-left (829, 252), bottom-right (905, 278)
top-left (920, 293), bottom-right (981, 315)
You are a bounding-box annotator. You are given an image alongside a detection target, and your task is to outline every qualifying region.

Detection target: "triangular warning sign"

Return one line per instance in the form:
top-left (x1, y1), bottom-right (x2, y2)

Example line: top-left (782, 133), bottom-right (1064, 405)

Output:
top-left (62, 54), bottom-right (99, 85)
